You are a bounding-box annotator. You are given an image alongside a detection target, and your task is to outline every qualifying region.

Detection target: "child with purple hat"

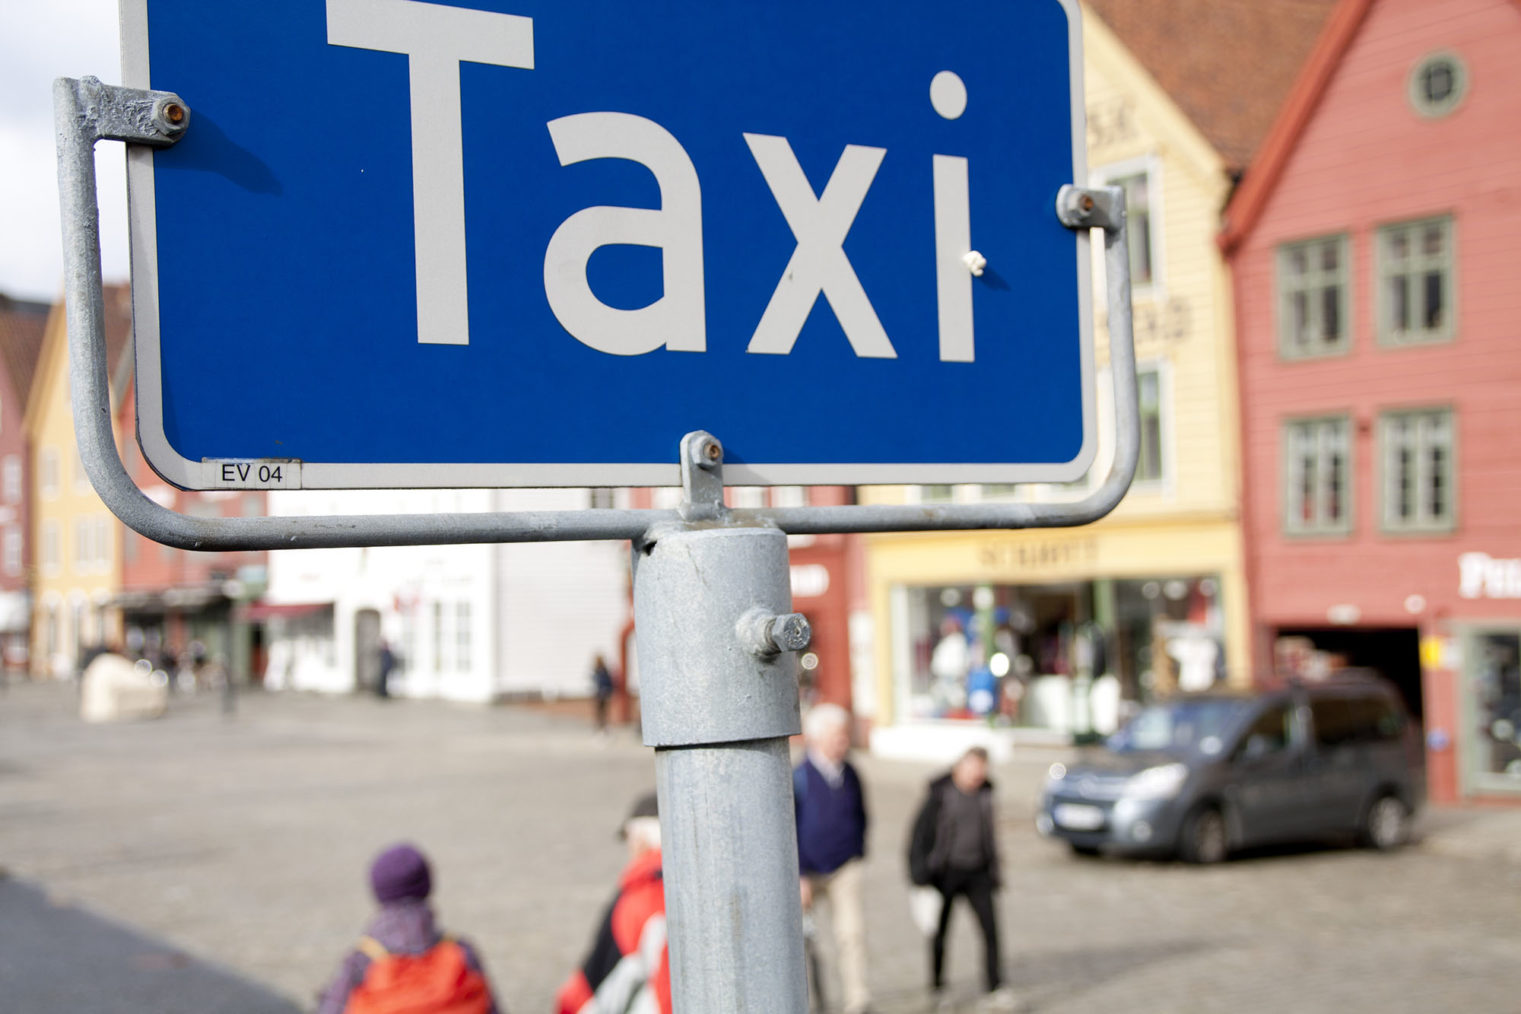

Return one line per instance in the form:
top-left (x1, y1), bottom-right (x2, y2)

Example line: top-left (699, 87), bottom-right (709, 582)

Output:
top-left (317, 842), bottom-right (499, 1014)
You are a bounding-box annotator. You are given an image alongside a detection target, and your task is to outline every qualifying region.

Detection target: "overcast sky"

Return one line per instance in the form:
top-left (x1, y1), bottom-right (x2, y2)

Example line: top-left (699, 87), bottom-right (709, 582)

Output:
top-left (2, 0), bottom-right (126, 303)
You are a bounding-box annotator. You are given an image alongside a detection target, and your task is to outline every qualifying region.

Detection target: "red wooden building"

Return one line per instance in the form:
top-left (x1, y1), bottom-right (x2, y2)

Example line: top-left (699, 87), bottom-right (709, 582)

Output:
top-left (0, 296), bottom-right (48, 672)
top-left (116, 384), bottom-right (270, 683)
top-left (1222, 0), bottom-right (1521, 802)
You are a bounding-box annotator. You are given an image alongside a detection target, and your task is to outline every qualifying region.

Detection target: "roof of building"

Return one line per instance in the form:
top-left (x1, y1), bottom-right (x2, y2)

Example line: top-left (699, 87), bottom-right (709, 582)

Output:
top-left (1086, 0), bottom-right (1341, 173)
top-left (0, 294), bottom-right (51, 407)
top-left (101, 283), bottom-right (135, 392)
top-left (1219, 0), bottom-right (1521, 253)
top-left (25, 283), bottom-right (135, 425)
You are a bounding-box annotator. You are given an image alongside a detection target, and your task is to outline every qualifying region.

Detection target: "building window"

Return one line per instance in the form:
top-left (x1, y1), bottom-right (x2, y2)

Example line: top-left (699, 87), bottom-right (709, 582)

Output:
top-left (432, 601), bottom-right (446, 673)
top-left (455, 602), bottom-right (472, 672)
top-left (770, 486), bottom-right (807, 509)
top-left (96, 517), bottom-right (112, 571)
top-left (1283, 416), bottom-right (1352, 535)
top-left (1378, 217), bottom-right (1453, 345)
top-left (1278, 235), bottom-right (1350, 357)
top-left (1409, 52), bottom-right (1467, 119)
top-left (3, 528), bottom-right (20, 576)
top-left (1109, 171), bottom-right (1155, 288)
top-left (588, 488), bottom-right (615, 510)
top-left (1380, 408), bottom-right (1455, 532)
top-left (1468, 631), bottom-right (1521, 790)
top-left (2, 456), bottom-right (19, 504)
top-left (74, 520), bottom-right (89, 574)
top-left (729, 487), bottom-right (765, 509)
top-left (40, 449), bottom-right (59, 499)
top-left (41, 521), bottom-right (59, 576)
top-left (1136, 367), bottom-right (1165, 484)
top-left (919, 485), bottom-right (955, 503)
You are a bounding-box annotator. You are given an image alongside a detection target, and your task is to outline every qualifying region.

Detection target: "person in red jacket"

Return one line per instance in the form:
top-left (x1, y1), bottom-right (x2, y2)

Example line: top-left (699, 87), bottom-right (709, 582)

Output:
top-left (556, 792), bottom-right (671, 1014)
top-left (317, 842), bottom-right (499, 1014)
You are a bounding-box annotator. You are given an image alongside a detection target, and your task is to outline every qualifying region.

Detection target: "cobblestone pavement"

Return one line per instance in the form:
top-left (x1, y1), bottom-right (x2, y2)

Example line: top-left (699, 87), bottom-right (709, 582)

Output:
top-left (1, 682), bottom-right (1518, 1013)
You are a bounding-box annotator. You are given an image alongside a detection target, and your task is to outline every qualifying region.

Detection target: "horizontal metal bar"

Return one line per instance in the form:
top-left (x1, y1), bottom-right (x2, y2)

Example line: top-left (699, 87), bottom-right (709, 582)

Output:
top-left (58, 77), bottom-right (1135, 550)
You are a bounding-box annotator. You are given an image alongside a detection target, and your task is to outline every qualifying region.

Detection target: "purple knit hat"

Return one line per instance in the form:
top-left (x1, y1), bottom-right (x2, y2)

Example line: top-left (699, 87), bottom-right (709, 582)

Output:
top-left (369, 843), bottom-right (432, 904)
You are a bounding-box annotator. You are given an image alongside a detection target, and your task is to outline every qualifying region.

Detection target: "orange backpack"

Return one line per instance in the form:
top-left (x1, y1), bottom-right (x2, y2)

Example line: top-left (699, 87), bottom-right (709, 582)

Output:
top-left (343, 935), bottom-right (491, 1014)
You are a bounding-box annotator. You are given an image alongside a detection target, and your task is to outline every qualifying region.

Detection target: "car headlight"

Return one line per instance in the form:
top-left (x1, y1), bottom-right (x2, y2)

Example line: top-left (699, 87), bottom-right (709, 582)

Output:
top-left (1125, 762), bottom-right (1187, 801)
top-left (1047, 762), bottom-right (1067, 783)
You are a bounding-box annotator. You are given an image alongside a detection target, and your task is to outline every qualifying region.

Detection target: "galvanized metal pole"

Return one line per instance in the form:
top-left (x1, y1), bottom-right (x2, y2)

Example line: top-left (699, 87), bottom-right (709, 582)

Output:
top-left (634, 432), bottom-right (809, 1014)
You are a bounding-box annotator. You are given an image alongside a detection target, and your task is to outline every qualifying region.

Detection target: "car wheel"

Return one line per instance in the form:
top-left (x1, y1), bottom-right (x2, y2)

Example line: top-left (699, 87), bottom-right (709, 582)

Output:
top-left (1179, 806), bottom-right (1228, 864)
top-left (1359, 793), bottom-right (1409, 851)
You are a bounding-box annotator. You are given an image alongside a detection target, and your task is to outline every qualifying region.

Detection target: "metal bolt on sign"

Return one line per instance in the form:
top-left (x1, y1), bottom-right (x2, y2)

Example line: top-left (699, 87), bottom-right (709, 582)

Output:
top-left (57, 70), bottom-right (1138, 1014)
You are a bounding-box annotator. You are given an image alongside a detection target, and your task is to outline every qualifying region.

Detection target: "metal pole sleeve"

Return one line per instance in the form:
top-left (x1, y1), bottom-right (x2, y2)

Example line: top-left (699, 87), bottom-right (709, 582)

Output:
top-left (655, 741), bottom-right (808, 1014)
top-left (633, 520), bottom-right (807, 1013)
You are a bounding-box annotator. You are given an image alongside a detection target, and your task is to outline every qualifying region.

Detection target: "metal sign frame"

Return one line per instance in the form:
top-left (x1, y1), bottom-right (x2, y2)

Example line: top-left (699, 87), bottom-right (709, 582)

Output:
top-left (118, 0), bottom-right (1098, 491)
top-left (57, 78), bottom-right (1136, 552)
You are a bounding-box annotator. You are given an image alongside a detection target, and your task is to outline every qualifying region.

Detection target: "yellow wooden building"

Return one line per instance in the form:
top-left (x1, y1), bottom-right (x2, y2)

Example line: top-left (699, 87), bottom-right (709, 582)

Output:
top-left (24, 287), bottom-right (133, 677)
top-left (858, 1), bottom-right (1335, 757)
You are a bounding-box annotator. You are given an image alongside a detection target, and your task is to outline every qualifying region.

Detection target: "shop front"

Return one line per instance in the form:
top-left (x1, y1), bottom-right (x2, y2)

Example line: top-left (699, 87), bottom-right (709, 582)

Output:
top-left (865, 519), bottom-right (1247, 761)
top-left (1460, 625), bottom-right (1521, 799)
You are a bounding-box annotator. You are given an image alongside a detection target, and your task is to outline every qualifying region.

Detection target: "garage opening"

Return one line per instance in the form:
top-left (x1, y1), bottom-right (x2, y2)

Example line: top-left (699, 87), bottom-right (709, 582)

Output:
top-left (1275, 626), bottom-right (1423, 723)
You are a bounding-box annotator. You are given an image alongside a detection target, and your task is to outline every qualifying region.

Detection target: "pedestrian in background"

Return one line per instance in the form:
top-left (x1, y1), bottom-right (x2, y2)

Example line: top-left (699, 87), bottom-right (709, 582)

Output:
top-left (794, 703), bottom-right (872, 1014)
top-left (590, 654), bottom-right (614, 734)
top-left (317, 842), bottom-right (498, 1014)
top-left (907, 747), bottom-right (1018, 1012)
top-left (557, 792), bottom-right (670, 1014)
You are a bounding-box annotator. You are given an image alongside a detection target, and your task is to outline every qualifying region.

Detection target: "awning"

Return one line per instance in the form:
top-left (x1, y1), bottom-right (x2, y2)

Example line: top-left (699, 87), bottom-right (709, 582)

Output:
top-left (0, 591), bottom-right (30, 633)
top-left (240, 601), bottom-right (333, 621)
top-left (112, 585), bottom-right (229, 612)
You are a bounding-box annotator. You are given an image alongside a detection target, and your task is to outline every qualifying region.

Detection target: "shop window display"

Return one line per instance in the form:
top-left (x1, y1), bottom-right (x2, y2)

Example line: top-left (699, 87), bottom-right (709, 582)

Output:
top-left (1473, 632), bottom-right (1521, 786)
top-left (899, 576), bottom-right (1225, 733)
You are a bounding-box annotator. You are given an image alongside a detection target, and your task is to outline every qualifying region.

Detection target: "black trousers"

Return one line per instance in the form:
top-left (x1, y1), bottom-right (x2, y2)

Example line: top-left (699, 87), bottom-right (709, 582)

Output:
top-left (930, 868), bottom-right (1002, 992)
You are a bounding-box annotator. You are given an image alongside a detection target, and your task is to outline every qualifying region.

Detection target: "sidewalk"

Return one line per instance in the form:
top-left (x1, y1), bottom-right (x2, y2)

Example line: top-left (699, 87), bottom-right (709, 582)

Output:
top-left (1415, 803), bottom-right (1521, 865)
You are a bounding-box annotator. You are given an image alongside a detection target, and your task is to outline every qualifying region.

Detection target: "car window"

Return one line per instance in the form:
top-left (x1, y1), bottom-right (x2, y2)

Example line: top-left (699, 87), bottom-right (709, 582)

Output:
top-left (1311, 697), bottom-right (1360, 749)
top-left (1368, 696), bottom-right (1406, 740)
top-left (1233, 703), bottom-right (1292, 761)
top-left (1106, 698), bottom-right (1251, 754)
top-left (1321, 693), bottom-right (1405, 744)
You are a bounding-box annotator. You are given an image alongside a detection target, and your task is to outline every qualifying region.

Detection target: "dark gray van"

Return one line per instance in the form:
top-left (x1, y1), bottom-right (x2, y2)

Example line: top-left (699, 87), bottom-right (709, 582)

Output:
top-left (1036, 671), bottom-right (1422, 863)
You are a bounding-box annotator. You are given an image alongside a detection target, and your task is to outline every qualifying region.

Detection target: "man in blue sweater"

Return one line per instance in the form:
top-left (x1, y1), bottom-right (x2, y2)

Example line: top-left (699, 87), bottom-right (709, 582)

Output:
top-left (795, 703), bottom-right (871, 1014)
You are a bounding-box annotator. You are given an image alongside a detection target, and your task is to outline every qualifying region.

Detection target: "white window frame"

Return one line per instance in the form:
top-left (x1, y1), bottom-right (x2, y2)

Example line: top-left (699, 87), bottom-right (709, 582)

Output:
top-left (73, 519), bottom-right (89, 575)
top-left (1095, 155), bottom-right (1164, 299)
top-left (455, 601), bottom-right (472, 672)
top-left (1409, 51), bottom-right (1468, 119)
top-left (1277, 233), bottom-right (1352, 359)
top-left (40, 448), bottom-right (59, 499)
top-left (1376, 215), bottom-right (1455, 346)
top-left (1282, 415), bottom-right (1354, 536)
top-left (770, 486), bottom-right (807, 509)
top-left (41, 521), bottom-right (60, 576)
top-left (431, 600), bottom-right (448, 674)
top-left (2, 456), bottom-right (20, 504)
top-left (1132, 360), bottom-right (1175, 491)
top-left (1378, 407), bottom-right (1456, 533)
top-left (3, 528), bottom-right (21, 576)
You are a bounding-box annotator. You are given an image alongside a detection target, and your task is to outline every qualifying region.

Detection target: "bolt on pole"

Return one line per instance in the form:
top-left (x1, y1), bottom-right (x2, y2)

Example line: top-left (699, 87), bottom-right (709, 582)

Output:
top-left (633, 431), bottom-right (810, 1013)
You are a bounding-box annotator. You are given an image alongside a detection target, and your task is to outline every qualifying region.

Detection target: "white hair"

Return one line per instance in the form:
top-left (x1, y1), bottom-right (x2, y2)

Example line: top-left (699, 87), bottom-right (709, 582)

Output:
top-left (624, 816), bottom-right (662, 852)
top-left (803, 703), bottom-right (851, 743)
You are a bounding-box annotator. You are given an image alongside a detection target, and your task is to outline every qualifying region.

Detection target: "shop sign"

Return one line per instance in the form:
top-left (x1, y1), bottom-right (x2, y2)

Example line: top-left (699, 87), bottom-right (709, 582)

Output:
top-left (978, 537), bottom-right (1098, 572)
top-left (1458, 552), bottom-right (1521, 600)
